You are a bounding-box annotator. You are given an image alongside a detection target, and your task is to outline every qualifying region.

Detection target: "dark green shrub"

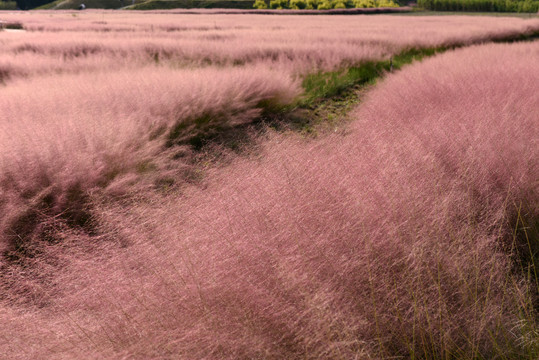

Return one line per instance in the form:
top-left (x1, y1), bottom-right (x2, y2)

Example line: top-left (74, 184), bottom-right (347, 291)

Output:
top-left (354, 0), bottom-right (375, 6)
top-left (253, 0), bottom-right (268, 7)
top-left (290, 0), bottom-right (306, 7)
top-left (332, 0), bottom-right (346, 6)
top-left (270, 0), bottom-right (288, 8)
top-left (317, 0), bottom-right (331, 8)
top-left (377, 0), bottom-right (399, 6)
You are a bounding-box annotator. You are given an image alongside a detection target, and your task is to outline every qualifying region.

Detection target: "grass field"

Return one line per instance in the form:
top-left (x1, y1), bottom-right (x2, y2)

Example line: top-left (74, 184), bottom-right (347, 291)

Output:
top-left (398, 9), bottom-right (539, 17)
top-left (37, 0), bottom-right (255, 10)
top-left (0, 10), bottom-right (538, 359)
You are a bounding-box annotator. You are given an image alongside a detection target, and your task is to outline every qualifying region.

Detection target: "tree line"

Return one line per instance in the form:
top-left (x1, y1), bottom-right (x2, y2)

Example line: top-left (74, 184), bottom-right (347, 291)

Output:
top-left (254, 0), bottom-right (399, 9)
top-left (418, 0), bottom-right (539, 12)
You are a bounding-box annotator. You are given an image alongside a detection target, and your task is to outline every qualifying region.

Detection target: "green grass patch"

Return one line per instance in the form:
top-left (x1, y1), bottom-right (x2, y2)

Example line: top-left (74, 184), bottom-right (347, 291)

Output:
top-left (293, 31), bottom-right (537, 133)
top-left (301, 63), bottom-right (381, 105)
top-left (300, 26), bottom-right (539, 107)
top-left (300, 47), bottom-right (441, 107)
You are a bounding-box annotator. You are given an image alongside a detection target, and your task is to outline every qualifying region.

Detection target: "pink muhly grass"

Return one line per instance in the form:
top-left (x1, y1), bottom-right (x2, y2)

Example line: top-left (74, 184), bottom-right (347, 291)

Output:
top-left (1, 12), bottom-right (538, 80)
top-left (0, 65), bottom-right (299, 256)
top-left (351, 41), bottom-right (539, 232)
top-left (2, 41), bottom-right (536, 359)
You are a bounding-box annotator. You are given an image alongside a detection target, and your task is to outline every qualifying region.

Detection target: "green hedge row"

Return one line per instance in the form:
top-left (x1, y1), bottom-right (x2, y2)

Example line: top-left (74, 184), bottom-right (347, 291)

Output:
top-left (418, 0), bottom-right (539, 12)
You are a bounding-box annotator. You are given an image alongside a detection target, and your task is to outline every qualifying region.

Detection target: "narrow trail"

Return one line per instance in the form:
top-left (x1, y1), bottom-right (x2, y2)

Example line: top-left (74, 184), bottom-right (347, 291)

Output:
top-left (284, 32), bottom-right (539, 136)
top-left (186, 31), bottom-right (539, 163)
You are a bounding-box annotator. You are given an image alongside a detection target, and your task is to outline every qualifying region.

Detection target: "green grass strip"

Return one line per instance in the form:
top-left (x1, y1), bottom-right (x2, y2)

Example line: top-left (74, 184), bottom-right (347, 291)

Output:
top-left (299, 47), bottom-right (440, 107)
top-left (299, 30), bottom-right (539, 107)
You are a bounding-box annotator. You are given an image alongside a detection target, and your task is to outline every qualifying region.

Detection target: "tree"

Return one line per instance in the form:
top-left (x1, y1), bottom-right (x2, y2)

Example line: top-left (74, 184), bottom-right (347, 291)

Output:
top-left (253, 0), bottom-right (268, 8)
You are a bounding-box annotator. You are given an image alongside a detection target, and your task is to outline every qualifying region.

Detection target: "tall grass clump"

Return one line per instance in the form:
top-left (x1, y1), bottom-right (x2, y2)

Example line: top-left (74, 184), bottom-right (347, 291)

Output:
top-left (0, 12), bottom-right (538, 81)
top-left (0, 65), bottom-right (299, 264)
top-left (2, 41), bottom-right (536, 359)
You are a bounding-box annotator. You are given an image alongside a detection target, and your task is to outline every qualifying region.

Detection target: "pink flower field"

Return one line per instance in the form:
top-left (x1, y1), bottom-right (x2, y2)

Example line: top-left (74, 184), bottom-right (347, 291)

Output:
top-left (0, 10), bottom-right (538, 359)
top-left (0, 11), bottom-right (538, 79)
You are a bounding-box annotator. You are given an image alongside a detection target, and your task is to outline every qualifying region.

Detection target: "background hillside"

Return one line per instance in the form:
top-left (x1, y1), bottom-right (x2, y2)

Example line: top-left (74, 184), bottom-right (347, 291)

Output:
top-left (0, 0), bottom-right (534, 11)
